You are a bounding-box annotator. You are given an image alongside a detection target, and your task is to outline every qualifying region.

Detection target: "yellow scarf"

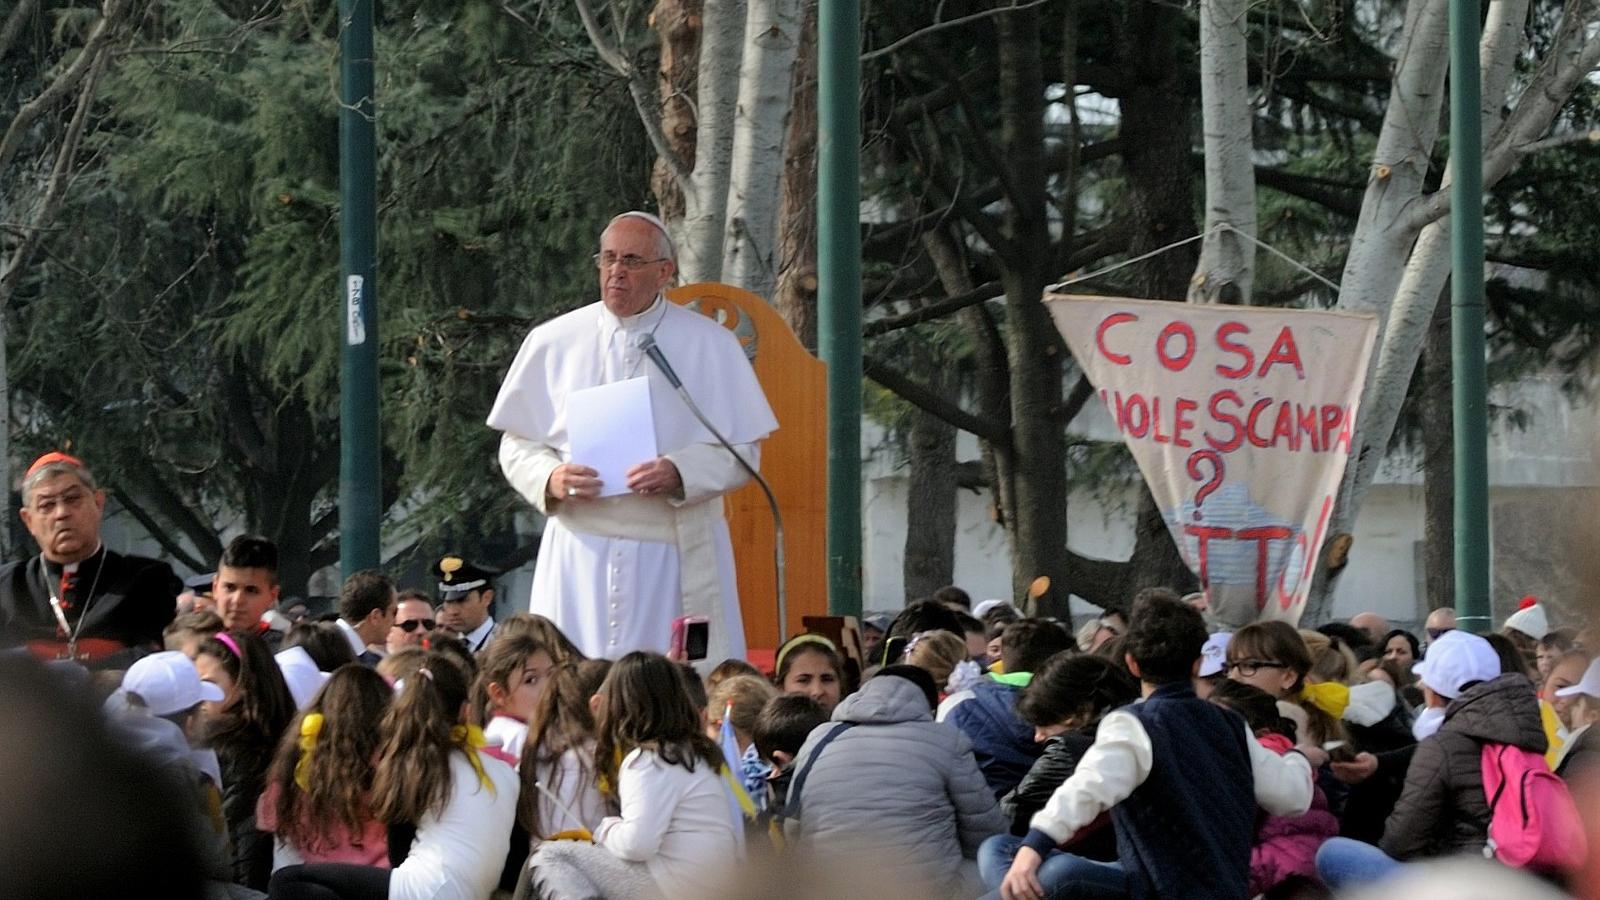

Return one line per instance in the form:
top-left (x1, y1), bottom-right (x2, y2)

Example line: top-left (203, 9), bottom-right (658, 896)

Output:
top-left (1299, 682), bottom-right (1350, 719)
top-left (451, 724), bottom-right (495, 792)
top-left (293, 713), bottom-right (324, 791)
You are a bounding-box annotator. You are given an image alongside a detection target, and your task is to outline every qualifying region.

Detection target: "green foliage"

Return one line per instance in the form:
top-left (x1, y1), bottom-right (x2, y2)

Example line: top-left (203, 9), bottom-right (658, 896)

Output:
top-left (7, 0), bottom-right (653, 588)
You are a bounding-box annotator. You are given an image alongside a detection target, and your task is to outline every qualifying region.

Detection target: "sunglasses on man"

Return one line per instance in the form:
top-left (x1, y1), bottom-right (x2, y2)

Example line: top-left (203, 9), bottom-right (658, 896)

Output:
top-left (394, 618), bottom-right (436, 633)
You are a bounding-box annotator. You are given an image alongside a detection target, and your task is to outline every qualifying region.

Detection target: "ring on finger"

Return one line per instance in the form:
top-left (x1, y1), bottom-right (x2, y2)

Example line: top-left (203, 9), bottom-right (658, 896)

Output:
top-left (566, 486), bottom-right (578, 498)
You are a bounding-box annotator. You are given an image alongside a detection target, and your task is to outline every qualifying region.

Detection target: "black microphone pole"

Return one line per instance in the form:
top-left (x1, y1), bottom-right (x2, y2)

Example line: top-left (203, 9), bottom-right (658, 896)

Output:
top-left (638, 333), bottom-right (787, 642)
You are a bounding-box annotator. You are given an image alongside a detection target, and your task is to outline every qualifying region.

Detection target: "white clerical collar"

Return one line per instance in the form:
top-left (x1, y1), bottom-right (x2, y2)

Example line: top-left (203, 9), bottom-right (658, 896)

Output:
top-left (598, 295), bottom-right (666, 338)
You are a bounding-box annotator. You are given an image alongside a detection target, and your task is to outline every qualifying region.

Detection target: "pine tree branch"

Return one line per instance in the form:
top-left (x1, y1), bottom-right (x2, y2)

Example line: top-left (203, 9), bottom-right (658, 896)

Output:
top-left (864, 280), bottom-right (1004, 337)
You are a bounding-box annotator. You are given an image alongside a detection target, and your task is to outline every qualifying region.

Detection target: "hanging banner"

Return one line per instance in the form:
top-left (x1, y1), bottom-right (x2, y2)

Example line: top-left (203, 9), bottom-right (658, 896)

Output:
top-left (1046, 294), bottom-right (1378, 627)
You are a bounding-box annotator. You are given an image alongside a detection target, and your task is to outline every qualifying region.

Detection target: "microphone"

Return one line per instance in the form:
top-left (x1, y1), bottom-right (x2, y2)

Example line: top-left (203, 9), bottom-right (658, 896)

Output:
top-left (638, 332), bottom-right (789, 643)
top-left (637, 334), bottom-right (683, 389)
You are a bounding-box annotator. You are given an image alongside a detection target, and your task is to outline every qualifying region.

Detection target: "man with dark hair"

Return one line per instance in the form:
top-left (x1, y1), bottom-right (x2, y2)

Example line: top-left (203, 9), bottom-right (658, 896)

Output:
top-left (336, 570), bottom-right (396, 667)
top-left (933, 584), bottom-right (973, 612)
top-left (432, 556), bottom-right (499, 652)
top-left (985, 594), bottom-right (1313, 900)
top-left (0, 452), bottom-right (180, 668)
top-left (213, 535), bottom-right (282, 648)
top-left (881, 599), bottom-right (966, 666)
top-left (386, 589), bottom-right (438, 655)
top-left (943, 619), bottom-right (1075, 797)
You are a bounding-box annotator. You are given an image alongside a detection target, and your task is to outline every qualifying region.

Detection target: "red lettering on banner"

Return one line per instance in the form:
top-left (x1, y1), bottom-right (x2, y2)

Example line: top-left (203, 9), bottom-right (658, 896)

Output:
top-left (1258, 327), bottom-right (1306, 379)
top-left (1173, 397), bottom-right (1197, 448)
top-left (1296, 405), bottom-right (1322, 453)
top-left (1320, 405), bottom-right (1343, 452)
top-left (1125, 393), bottom-right (1150, 438)
top-left (1215, 321), bottom-right (1254, 379)
top-left (1095, 313), bottom-right (1137, 365)
top-left (1183, 524), bottom-right (1235, 585)
top-left (1272, 402), bottom-right (1297, 451)
top-left (1157, 321), bottom-right (1196, 372)
top-left (1334, 405), bottom-right (1355, 454)
top-left (1246, 398), bottom-right (1274, 448)
top-left (1206, 391), bottom-right (1244, 453)
top-left (1152, 397), bottom-right (1171, 444)
top-left (1274, 494), bottom-right (1335, 610)
top-left (1238, 525), bottom-right (1293, 610)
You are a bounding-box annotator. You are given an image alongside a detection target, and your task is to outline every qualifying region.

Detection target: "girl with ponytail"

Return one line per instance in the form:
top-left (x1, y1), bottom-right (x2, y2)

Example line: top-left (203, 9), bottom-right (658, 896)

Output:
top-left (259, 666), bottom-right (392, 868)
top-left (268, 651), bottom-right (520, 900)
top-left (196, 629), bottom-right (296, 891)
top-left (523, 652), bottom-right (741, 899)
top-left (517, 661), bottom-right (610, 849)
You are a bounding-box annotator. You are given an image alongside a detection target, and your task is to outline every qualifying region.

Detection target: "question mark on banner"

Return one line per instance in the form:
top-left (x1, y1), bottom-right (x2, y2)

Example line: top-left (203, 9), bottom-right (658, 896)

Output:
top-left (1186, 449), bottom-right (1225, 520)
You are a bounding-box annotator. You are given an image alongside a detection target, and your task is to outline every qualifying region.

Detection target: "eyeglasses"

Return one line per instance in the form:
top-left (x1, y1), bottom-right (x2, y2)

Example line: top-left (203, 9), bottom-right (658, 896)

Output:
top-left (395, 619), bottom-right (436, 633)
top-left (1426, 627), bottom-right (1453, 641)
top-left (592, 253), bottom-right (668, 271)
top-left (1226, 659), bottom-right (1289, 677)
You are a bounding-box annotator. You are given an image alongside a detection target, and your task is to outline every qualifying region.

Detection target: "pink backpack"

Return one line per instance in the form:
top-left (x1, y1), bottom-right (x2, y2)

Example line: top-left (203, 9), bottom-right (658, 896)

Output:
top-left (1481, 742), bottom-right (1587, 870)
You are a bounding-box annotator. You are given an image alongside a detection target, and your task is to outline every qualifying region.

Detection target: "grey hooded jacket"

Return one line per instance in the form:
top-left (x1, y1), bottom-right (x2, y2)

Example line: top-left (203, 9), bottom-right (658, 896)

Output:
top-left (785, 674), bottom-right (1006, 897)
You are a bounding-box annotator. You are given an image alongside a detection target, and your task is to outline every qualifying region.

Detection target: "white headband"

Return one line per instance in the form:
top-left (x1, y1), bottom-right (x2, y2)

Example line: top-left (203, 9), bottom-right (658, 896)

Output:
top-left (607, 211), bottom-right (677, 262)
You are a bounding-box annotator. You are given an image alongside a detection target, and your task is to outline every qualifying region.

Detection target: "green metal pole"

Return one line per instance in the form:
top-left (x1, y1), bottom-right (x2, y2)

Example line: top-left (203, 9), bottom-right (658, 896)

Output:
top-left (818, 0), bottom-right (862, 619)
top-left (1449, 0), bottom-right (1490, 632)
top-left (339, 0), bottom-right (380, 578)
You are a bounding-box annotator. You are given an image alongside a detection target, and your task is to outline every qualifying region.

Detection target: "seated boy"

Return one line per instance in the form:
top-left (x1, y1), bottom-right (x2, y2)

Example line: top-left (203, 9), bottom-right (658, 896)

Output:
top-left (752, 694), bottom-right (828, 822)
top-left (942, 619), bottom-right (1074, 796)
top-left (984, 595), bottom-right (1314, 900)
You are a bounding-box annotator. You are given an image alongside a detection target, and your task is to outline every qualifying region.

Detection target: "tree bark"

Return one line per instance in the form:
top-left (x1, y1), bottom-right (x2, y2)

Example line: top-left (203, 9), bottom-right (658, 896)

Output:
top-left (903, 363), bottom-right (958, 601)
top-left (1189, 0), bottom-right (1256, 304)
top-left (649, 0), bottom-right (702, 222)
top-left (1421, 287), bottom-right (1454, 616)
top-left (1101, 0), bottom-right (1200, 601)
top-left (773, 0), bottom-right (817, 347)
top-left (990, 7), bottom-right (1071, 615)
top-left (674, 0), bottom-right (746, 281)
top-left (720, 0), bottom-right (804, 297)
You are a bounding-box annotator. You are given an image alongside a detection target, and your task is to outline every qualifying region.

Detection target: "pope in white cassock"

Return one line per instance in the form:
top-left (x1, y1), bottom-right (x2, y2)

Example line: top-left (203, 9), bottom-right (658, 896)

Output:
top-left (487, 212), bottom-right (777, 663)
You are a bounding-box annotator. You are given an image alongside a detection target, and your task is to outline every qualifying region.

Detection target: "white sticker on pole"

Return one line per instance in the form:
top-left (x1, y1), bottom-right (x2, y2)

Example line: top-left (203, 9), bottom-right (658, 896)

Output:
top-left (347, 275), bottom-right (366, 345)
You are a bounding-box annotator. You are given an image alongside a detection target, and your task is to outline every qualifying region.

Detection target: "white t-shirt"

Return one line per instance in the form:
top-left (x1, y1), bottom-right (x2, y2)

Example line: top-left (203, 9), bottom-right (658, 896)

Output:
top-left (389, 751), bottom-right (520, 900)
top-left (594, 747), bottom-right (742, 897)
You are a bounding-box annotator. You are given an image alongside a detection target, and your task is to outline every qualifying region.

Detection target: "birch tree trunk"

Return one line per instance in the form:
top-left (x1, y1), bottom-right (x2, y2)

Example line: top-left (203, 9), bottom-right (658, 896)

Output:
top-left (719, 0), bottom-right (804, 298)
top-left (1300, 0), bottom-right (1600, 620)
top-left (673, 0), bottom-right (746, 282)
top-left (1188, 0), bottom-right (1256, 304)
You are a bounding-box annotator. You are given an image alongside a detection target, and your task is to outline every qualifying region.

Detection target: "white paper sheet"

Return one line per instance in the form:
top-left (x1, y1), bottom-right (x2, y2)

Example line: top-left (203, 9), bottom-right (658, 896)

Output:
top-left (565, 377), bottom-right (659, 497)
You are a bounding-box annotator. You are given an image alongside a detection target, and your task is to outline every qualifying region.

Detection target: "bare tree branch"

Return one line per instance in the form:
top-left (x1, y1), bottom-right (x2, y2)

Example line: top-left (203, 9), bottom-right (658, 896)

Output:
top-left (570, 0), bottom-right (692, 183)
top-left (0, 0), bottom-right (128, 180)
top-left (864, 354), bottom-right (1012, 447)
top-left (0, 45), bottom-right (108, 304)
top-left (861, 0), bottom-right (1053, 62)
top-left (0, 0), bottom-right (40, 63)
top-left (1514, 128), bottom-right (1600, 156)
top-left (864, 280), bottom-right (1004, 337)
top-left (111, 490), bottom-right (209, 574)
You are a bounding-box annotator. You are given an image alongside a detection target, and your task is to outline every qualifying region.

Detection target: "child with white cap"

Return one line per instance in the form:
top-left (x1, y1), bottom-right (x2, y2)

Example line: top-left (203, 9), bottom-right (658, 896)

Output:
top-left (1315, 630), bottom-right (1546, 889)
top-left (103, 651), bottom-right (234, 886)
top-left (1553, 657), bottom-right (1600, 780)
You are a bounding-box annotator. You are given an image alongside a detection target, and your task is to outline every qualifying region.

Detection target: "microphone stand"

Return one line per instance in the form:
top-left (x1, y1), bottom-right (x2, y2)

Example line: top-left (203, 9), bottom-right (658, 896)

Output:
top-left (639, 334), bottom-right (787, 643)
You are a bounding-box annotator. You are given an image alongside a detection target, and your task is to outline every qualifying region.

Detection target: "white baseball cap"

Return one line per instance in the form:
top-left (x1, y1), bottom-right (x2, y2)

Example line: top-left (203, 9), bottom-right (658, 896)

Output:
top-left (1412, 630), bottom-right (1501, 699)
top-left (1503, 598), bottom-right (1549, 640)
top-left (1556, 658), bottom-right (1600, 701)
top-left (121, 650), bottom-right (224, 716)
top-left (1198, 631), bottom-right (1233, 678)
